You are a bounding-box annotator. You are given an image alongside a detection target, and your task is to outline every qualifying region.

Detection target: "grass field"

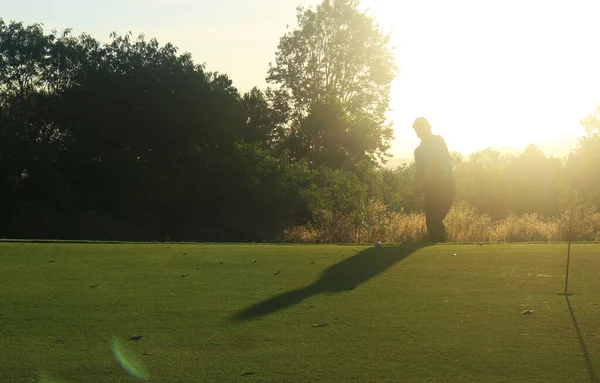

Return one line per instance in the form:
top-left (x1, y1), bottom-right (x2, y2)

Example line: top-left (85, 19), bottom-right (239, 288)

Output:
top-left (1, 242), bottom-right (599, 383)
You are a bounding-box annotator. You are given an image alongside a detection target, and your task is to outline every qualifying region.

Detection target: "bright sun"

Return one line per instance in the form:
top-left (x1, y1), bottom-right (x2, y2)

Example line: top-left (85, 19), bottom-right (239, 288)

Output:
top-left (361, 0), bottom-right (600, 159)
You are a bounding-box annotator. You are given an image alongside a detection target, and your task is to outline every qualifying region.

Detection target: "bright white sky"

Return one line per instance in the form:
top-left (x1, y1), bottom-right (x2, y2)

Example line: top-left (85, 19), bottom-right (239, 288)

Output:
top-left (3, 0), bottom-right (599, 160)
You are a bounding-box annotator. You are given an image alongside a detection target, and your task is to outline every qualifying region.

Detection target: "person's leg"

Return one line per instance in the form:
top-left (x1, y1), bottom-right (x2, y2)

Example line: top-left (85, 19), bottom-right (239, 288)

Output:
top-left (425, 179), bottom-right (455, 243)
top-left (425, 197), bottom-right (446, 243)
top-left (437, 193), bottom-right (453, 242)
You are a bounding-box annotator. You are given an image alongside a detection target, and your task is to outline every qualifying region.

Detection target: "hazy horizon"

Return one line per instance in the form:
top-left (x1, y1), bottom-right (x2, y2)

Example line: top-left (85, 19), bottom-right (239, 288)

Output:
top-left (390, 128), bottom-right (581, 164)
top-left (385, 135), bottom-right (581, 169)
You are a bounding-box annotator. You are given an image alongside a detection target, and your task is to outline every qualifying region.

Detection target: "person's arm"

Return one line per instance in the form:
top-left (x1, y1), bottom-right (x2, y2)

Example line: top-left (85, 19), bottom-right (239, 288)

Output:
top-left (413, 148), bottom-right (425, 196)
top-left (414, 142), bottom-right (440, 196)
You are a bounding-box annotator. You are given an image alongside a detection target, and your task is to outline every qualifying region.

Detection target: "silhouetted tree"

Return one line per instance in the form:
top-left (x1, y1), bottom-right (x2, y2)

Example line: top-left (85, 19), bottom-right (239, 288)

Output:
top-left (0, 20), bottom-right (75, 237)
top-left (570, 104), bottom-right (600, 208)
top-left (0, 20), bottom-right (308, 240)
top-left (505, 145), bottom-right (561, 216)
top-left (453, 149), bottom-right (509, 219)
top-left (242, 87), bottom-right (287, 149)
top-left (267, 0), bottom-right (397, 167)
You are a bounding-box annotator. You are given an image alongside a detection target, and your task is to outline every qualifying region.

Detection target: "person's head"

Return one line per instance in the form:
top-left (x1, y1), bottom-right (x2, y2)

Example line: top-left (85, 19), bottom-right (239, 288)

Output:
top-left (412, 117), bottom-right (432, 139)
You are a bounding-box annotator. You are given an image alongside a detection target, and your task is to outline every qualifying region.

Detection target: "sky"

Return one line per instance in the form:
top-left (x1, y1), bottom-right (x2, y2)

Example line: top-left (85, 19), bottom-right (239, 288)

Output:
top-left (3, 0), bottom-right (600, 162)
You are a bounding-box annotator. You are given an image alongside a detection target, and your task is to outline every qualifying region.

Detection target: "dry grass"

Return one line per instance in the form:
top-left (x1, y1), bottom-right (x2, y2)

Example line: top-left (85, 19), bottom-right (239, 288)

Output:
top-left (283, 200), bottom-right (600, 243)
top-left (283, 200), bottom-right (428, 244)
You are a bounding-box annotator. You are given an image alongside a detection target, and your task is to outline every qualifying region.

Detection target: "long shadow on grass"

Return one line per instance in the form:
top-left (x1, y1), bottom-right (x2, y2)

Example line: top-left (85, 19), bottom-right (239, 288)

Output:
top-left (566, 295), bottom-right (598, 383)
top-left (233, 244), bottom-right (426, 321)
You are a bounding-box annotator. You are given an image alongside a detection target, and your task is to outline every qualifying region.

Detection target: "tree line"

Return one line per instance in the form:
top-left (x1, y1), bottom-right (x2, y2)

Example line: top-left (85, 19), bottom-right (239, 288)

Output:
top-left (1, 0), bottom-right (599, 242)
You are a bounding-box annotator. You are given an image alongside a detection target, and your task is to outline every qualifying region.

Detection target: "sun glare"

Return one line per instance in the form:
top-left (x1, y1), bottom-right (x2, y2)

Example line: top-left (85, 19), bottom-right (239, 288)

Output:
top-left (362, 0), bottom-right (600, 158)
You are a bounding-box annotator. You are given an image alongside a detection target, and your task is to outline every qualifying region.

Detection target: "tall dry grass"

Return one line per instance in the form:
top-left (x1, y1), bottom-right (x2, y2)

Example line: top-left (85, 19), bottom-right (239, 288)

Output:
top-left (283, 200), bottom-right (600, 243)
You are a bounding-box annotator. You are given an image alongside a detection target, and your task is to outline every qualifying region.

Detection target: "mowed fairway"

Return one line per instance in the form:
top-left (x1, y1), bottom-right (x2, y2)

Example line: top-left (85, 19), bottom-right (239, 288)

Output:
top-left (1, 242), bottom-right (600, 383)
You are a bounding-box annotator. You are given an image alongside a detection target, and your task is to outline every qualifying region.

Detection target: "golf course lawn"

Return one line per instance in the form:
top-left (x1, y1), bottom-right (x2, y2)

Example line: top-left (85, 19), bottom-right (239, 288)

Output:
top-left (1, 242), bottom-right (599, 383)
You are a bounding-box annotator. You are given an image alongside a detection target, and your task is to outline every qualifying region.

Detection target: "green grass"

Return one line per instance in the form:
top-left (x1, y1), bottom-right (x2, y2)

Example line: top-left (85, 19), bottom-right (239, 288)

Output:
top-left (1, 242), bottom-right (600, 383)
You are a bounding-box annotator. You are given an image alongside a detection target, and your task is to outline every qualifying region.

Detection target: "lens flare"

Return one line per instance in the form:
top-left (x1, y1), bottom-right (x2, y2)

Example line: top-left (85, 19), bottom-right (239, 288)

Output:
top-left (111, 337), bottom-right (150, 381)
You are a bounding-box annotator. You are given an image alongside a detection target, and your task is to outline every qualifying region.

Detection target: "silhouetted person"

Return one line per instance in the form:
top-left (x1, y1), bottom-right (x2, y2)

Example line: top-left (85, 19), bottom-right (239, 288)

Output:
top-left (412, 117), bottom-right (455, 242)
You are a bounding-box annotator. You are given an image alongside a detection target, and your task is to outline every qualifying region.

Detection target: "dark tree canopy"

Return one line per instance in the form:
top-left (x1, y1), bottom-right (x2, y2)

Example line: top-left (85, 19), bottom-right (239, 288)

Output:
top-left (0, 19), bottom-right (308, 241)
